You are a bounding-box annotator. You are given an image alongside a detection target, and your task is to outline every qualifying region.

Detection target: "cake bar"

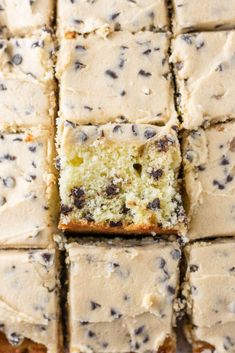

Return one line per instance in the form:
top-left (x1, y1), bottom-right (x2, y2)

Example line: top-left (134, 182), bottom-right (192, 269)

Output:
top-left (173, 0), bottom-right (235, 34)
top-left (0, 249), bottom-right (60, 353)
top-left (58, 122), bottom-right (186, 235)
top-left (0, 128), bottom-right (58, 247)
top-left (183, 121), bottom-right (235, 239)
top-left (0, 30), bottom-right (55, 129)
top-left (57, 0), bottom-right (169, 36)
top-left (67, 239), bottom-right (181, 353)
top-left (0, 0), bottom-right (54, 37)
top-left (184, 240), bottom-right (235, 353)
top-left (171, 31), bottom-right (235, 129)
top-left (56, 31), bottom-right (176, 125)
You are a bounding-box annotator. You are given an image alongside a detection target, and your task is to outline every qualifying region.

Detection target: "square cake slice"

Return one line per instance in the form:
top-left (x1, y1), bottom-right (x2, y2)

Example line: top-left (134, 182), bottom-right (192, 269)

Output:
top-left (183, 121), bottom-right (235, 239)
top-left (0, 30), bottom-right (55, 129)
top-left (56, 31), bottom-right (176, 125)
top-left (0, 0), bottom-right (54, 37)
top-left (184, 240), bottom-right (235, 353)
top-left (0, 128), bottom-right (58, 247)
top-left (0, 249), bottom-right (60, 353)
top-left (173, 0), bottom-right (235, 34)
top-left (58, 122), bottom-right (186, 235)
top-left (67, 239), bottom-right (181, 353)
top-left (171, 31), bottom-right (235, 129)
top-left (57, 0), bottom-right (169, 36)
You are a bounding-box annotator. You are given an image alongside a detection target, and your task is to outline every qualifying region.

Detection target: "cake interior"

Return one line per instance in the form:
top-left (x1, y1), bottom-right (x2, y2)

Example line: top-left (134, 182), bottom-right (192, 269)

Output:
top-left (60, 133), bottom-right (184, 231)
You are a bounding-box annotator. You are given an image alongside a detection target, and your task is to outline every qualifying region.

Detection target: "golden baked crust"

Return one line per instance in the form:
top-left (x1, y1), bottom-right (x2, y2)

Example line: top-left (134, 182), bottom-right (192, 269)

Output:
top-left (0, 332), bottom-right (47, 353)
top-left (59, 220), bottom-right (179, 235)
top-left (157, 337), bottom-right (176, 353)
top-left (193, 340), bottom-right (215, 353)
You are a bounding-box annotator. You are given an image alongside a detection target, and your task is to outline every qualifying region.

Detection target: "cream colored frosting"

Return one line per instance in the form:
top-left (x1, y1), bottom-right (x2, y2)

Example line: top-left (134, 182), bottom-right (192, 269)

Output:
top-left (57, 0), bottom-right (168, 36)
top-left (0, 249), bottom-right (59, 352)
top-left (56, 31), bottom-right (176, 125)
top-left (185, 241), bottom-right (235, 353)
top-left (0, 128), bottom-right (57, 247)
top-left (171, 31), bottom-right (235, 129)
top-left (0, 0), bottom-right (54, 37)
top-left (0, 30), bottom-right (55, 129)
top-left (183, 122), bottom-right (235, 239)
top-left (67, 240), bottom-right (181, 353)
top-left (173, 0), bottom-right (235, 34)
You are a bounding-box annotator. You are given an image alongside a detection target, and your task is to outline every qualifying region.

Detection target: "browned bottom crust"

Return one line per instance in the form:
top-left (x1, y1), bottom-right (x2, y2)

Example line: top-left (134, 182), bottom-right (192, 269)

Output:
top-left (193, 340), bottom-right (215, 353)
top-left (59, 220), bottom-right (180, 235)
top-left (0, 332), bottom-right (47, 353)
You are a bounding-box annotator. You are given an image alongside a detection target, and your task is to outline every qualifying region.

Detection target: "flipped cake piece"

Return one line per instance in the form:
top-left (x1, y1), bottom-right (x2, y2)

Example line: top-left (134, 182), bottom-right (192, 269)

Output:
top-left (171, 31), bottom-right (235, 129)
top-left (57, 0), bottom-right (169, 36)
top-left (183, 122), bottom-right (235, 239)
top-left (0, 128), bottom-right (58, 247)
top-left (56, 31), bottom-right (176, 125)
top-left (58, 122), bottom-right (186, 235)
top-left (0, 249), bottom-right (60, 353)
top-left (67, 239), bottom-right (181, 353)
top-left (0, 30), bottom-right (55, 129)
top-left (173, 0), bottom-right (235, 34)
top-left (184, 240), bottom-right (235, 353)
top-left (0, 0), bottom-right (54, 37)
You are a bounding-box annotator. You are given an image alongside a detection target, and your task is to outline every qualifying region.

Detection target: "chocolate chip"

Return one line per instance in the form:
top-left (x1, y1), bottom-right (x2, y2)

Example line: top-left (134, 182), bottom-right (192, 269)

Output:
top-left (8, 332), bottom-right (23, 346)
top-left (71, 187), bottom-right (85, 198)
top-left (226, 175), bottom-right (233, 183)
top-left (88, 330), bottom-right (96, 338)
top-left (181, 34), bottom-right (193, 45)
top-left (102, 342), bottom-right (109, 348)
top-left (74, 61), bottom-right (86, 70)
top-left (3, 154), bottom-right (16, 161)
top-left (110, 308), bottom-right (122, 318)
top-left (131, 125), bottom-right (138, 136)
top-left (79, 131), bottom-right (88, 142)
top-left (171, 249), bottom-right (181, 260)
top-left (167, 285), bottom-right (175, 295)
top-left (61, 204), bottom-right (73, 215)
top-left (133, 163), bottom-right (142, 175)
top-left (80, 321), bottom-right (89, 325)
top-left (106, 184), bottom-right (119, 196)
top-left (134, 326), bottom-right (145, 335)
top-left (147, 198), bottom-right (160, 210)
top-left (0, 196), bottom-right (6, 206)
top-left (156, 136), bottom-right (172, 152)
top-left (3, 176), bottom-right (15, 188)
top-left (143, 49), bottom-right (151, 55)
top-left (0, 83), bottom-right (7, 91)
top-left (135, 343), bottom-right (140, 350)
top-left (190, 264), bottom-right (199, 273)
top-left (105, 70), bottom-right (118, 79)
top-left (113, 125), bottom-right (122, 133)
top-left (221, 156), bottom-right (230, 165)
top-left (121, 204), bottom-right (130, 215)
top-left (90, 301), bottom-right (101, 310)
top-left (143, 335), bottom-right (149, 343)
top-left (150, 168), bottom-right (163, 180)
top-left (41, 253), bottom-right (52, 264)
top-left (109, 221), bottom-right (122, 227)
top-left (74, 198), bottom-right (85, 209)
top-left (213, 180), bottom-right (225, 190)
top-left (12, 54), bottom-right (23, 65)
top-left (144, 129), bottom-right (156, 139)
top-left (198, 165), bottom-right (206, 171)
top-left (75, 45), bottom-right (86, 51)
top-left (120, 90), bottom-right (126, 96)
top-left (29, 145), bottom-right (37, 153)
top-left (110, 12), bottom-right (120, 20)
top-left (156, 257), bottom-right (166, 269)
top-left (138, 69), bottom-right (152, 77)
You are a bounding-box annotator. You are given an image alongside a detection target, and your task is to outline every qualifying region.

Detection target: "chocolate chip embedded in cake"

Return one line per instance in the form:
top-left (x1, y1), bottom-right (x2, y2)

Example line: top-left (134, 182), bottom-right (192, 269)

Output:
top-left (172, 0), bottom-right (235, 34)
top-left (56, 31), bottom-right (177, 125)
top-left (0, 249), bottom-right (60, 353)
top-left (57, 0), bottom-right (169, 36)
top-left (58, 122), bottom-right (186, 235)
top-left (0, 0), bottom-right (54, 37)
top-left (67, 239), bottom-right (181, 353)
top-left (0, 30), bottom-right (55, 129)
top-left (0, 128), bottom-right (58, 248)
top-left (184, 240), bottom-right (235, 353)
top-left (171, 31), bottom-right (235, 129)
top-left (183, 121), bottom-right (235, 239)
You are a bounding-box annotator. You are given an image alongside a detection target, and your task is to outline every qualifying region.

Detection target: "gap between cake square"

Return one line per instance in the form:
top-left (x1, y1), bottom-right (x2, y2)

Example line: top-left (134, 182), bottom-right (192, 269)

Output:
top-left (57, 122), bottom-right (186, 235)
top-left (184, 240), bottom-right (235, 353)
top-left (56, 30), bottom-right (177, 126)
top-left (67, 238), bottom-right (181, 353)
